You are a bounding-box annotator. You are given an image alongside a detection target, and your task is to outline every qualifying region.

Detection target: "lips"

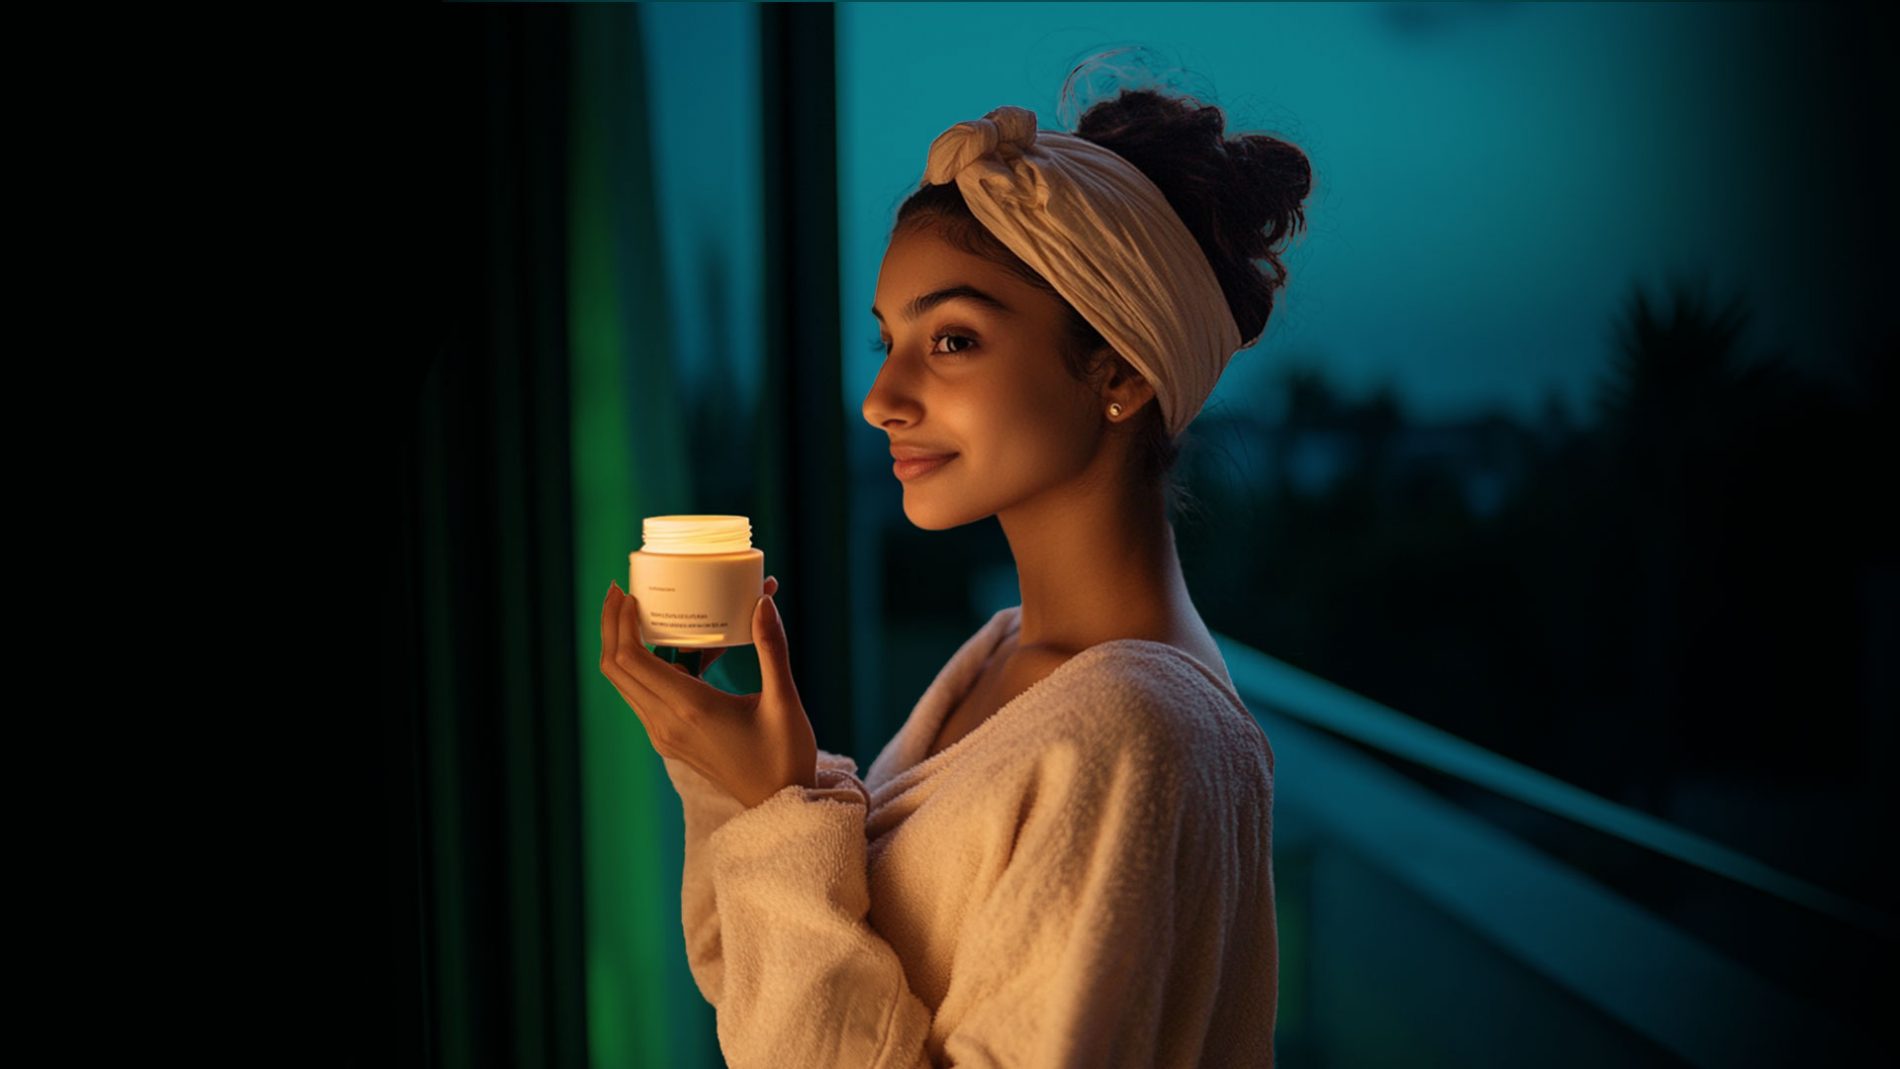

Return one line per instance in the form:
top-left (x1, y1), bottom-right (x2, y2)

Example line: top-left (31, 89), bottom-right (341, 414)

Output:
top-left (889, 444), bottom-right (957, 460)
top-left (893, 453), bottom-right (957, 480)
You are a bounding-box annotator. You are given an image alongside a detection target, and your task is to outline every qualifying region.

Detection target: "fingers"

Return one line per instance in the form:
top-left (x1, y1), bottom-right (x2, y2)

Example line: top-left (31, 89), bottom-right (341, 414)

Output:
top-left (620, 591), bottom-right (716, 708)
top-left (616, 591), bottom-right (665, 690)
top-left (601, 584), bottom-right (676, 738)
top-left (601, 581), bottom-right (620, 654)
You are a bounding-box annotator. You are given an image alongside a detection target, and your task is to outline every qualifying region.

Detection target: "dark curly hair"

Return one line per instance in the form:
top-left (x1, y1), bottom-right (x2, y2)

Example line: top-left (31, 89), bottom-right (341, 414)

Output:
top-left (889, 52), bottom-right (1313, 523)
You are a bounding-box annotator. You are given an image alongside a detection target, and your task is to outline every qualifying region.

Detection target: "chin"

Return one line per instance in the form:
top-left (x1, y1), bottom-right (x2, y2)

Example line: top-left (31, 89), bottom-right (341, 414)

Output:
top-left (903, 501), bottom-right (972, 532)
top-left (902, 491), bottom-right (992, 532)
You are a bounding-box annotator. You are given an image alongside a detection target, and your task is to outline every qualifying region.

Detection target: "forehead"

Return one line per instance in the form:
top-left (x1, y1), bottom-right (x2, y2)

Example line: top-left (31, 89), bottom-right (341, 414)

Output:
top-left (876, 228), bottom-right (996, 283)
top-left (872, 229), bottom-right (1047, 320)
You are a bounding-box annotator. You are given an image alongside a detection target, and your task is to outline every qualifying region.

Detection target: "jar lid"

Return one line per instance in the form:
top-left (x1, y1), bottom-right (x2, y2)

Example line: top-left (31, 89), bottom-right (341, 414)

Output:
top-left (640, 514), bottom-right (753, 554)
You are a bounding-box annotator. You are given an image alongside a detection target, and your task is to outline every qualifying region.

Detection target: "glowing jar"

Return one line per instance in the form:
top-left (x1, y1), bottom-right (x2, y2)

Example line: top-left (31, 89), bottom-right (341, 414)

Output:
top-left (628, 515), bottom-right (765, 649)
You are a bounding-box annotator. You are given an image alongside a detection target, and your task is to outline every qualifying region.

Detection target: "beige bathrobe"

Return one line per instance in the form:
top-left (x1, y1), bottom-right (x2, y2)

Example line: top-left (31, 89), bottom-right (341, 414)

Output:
top-left (661, 604), bottom-right (1277, 1068)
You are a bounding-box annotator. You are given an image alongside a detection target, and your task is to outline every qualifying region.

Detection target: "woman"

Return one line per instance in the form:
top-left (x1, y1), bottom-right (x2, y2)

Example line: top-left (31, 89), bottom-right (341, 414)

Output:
top-left (602, 68), bottom-right (1312, 1069)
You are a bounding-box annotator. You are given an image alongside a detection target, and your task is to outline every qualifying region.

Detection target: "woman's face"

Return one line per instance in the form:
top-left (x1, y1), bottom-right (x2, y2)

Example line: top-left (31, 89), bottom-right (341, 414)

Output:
top-left (862, 227), bottom-right (1110, 530)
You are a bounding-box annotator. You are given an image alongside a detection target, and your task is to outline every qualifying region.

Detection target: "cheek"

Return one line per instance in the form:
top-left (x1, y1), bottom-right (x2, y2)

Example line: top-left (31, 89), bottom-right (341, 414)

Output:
top-left (967, 385), bottom-right (1094, 471)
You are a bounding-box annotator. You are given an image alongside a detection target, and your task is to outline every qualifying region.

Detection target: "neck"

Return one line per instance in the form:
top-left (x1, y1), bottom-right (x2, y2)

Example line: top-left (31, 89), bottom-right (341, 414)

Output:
top-left (996, 474), bottom-right (1193, 657)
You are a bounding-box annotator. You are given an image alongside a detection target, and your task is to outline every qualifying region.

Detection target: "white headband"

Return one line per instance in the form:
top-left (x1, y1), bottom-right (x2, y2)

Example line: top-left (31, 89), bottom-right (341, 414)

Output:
top-left (923, 105), bottom-right (1246, 436)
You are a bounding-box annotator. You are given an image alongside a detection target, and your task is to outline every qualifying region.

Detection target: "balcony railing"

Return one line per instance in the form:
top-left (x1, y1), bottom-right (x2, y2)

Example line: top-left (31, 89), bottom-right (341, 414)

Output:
top-left (1216, 631), bottom-right (1893, 1066)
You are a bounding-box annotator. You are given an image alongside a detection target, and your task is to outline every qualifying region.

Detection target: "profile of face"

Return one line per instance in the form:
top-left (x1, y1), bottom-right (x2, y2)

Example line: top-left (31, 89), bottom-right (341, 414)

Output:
top-left (862, 227), bottom-right (1143, 530)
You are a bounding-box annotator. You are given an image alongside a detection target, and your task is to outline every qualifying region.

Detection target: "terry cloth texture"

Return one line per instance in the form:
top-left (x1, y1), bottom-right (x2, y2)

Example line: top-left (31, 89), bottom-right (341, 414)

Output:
top-left (660, 603), bottom-right (1278, 1068)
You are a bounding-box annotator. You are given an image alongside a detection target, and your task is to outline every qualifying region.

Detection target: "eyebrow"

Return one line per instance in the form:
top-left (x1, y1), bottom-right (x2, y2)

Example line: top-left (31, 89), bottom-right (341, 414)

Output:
top-left (870, 283), bottom-right (1017, 324)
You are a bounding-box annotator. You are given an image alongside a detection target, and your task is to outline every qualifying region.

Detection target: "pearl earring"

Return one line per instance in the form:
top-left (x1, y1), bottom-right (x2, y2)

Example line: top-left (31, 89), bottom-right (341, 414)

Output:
top-left (1109, 403), bottom-right (1123, 418)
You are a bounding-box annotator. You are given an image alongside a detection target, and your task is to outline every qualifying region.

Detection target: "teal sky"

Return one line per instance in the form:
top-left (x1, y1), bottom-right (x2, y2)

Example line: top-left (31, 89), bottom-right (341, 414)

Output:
top-left (644, 3), bottom-right (1890, 426)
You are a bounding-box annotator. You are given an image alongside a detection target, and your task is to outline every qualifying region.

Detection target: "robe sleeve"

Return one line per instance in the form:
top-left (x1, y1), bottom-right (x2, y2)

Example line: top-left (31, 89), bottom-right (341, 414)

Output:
top-left (702, 711), bottom-right (1204, 1069)
top-left (662, 748), bottom-right (865, 1007)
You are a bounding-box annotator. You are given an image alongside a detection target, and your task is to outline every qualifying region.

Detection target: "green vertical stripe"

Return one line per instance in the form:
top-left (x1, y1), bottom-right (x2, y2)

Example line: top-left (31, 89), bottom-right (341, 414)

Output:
top-left (570, 5), bottom-right (709, 1067)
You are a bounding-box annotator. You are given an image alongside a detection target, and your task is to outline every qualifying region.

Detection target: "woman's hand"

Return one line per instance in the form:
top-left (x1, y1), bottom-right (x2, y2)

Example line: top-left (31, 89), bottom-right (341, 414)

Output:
top-left (599, 577), bottom-right (817, 809)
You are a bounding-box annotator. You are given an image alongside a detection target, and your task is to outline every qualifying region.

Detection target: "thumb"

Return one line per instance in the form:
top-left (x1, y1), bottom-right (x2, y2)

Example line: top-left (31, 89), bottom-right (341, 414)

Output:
top-left (754, 593), bottom-right (794, 694)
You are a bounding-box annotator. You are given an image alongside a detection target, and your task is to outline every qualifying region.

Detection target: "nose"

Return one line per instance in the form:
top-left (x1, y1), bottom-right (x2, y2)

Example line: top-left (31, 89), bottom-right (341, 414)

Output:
top-left (861, 355), bottom-right (920, 432)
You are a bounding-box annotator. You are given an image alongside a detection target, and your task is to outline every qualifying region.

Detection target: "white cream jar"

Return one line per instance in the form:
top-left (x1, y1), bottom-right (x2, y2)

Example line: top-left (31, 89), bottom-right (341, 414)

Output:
top-left (627, 515), bottom-right (766, 649)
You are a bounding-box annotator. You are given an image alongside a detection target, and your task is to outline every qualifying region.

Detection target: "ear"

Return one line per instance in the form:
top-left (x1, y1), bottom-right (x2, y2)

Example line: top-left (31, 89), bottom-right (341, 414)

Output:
top-left (1100, 352), bottom-right (1158, 419)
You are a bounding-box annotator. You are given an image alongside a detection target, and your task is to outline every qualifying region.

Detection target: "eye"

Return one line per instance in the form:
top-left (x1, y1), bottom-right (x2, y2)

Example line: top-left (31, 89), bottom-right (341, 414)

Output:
top-left (867, 331), bottom-right (977, 357)
top-left (932, 332), bottom-right (976, 355)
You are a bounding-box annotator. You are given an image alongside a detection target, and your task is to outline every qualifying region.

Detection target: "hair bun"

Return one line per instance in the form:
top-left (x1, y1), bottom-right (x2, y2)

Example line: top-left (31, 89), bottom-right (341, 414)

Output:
top-left (1066, 76), bottom-right (1313, 351)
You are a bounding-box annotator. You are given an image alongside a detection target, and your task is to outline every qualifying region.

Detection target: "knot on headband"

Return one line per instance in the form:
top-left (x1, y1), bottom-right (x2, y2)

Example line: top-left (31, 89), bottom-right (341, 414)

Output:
top-left (924, 105), bottom-right (1038, 180)
top-left (916, 105), bottom-right (1245, 436)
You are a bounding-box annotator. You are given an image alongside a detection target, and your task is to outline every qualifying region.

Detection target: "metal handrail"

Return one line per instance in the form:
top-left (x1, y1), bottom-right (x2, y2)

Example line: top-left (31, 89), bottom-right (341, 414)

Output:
top-left (1217, 632), bottom-right (1886, 1064)
top-left (1213, 631), bottom-right (1897, 940)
